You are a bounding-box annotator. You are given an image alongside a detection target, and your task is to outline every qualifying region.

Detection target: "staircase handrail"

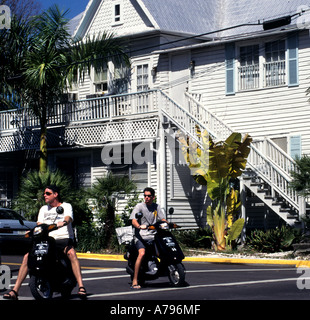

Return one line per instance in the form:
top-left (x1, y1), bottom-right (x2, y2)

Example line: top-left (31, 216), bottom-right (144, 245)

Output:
top-left (251, 137), bottom-right (297, 176)
top-left (246, 143), bottom-right (299, 210)
top-left (161, 90), bottom-right (299, 211)
top-left (185, 92), bottom-right (297, 175)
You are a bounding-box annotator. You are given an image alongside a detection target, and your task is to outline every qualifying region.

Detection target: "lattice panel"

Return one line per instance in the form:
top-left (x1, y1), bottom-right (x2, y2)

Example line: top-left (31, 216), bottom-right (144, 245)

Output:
top-left (0, 119), bottom-right (159, 152)
top-left (0, 135), bottom-right (15, 152)
top-left (0, 131), bottom-right (40, 152)
top-left (65, 119), bottom-right (158, 146)
top-left (64, 125), bottom-right (108, 146)
top-left (105, 119), bottom-right (158, 142)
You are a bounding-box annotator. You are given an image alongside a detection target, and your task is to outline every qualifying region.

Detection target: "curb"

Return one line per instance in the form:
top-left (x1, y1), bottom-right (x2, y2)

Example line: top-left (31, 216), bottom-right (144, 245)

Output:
top-left (76, 252), bottom-right (310, 267)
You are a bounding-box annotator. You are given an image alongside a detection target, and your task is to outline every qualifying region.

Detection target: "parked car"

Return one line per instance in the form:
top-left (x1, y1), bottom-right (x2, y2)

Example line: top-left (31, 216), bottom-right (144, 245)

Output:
top-left (0, 208), bottom-right (36, 247)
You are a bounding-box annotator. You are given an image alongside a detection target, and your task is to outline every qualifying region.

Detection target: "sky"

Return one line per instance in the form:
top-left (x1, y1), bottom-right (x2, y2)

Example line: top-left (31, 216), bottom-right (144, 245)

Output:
top-left (38, 0), bottom-right (89, 19)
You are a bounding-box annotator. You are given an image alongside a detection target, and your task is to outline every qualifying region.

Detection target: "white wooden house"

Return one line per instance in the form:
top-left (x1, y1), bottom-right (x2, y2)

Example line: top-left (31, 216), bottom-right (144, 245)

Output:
top-left (1, 0), bottom-right (310, 231)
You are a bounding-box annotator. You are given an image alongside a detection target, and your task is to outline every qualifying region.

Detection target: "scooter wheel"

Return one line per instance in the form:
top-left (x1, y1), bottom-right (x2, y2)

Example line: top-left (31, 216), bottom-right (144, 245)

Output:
top-left (168, 263), bottom-right (186, 287)
top-left (29, 276), bottom-right (53, 300)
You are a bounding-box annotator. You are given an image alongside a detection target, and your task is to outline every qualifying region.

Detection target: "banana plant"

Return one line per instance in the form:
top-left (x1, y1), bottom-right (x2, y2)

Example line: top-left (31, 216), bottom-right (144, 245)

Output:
top-left (178, 127), bottom-right (252, 250)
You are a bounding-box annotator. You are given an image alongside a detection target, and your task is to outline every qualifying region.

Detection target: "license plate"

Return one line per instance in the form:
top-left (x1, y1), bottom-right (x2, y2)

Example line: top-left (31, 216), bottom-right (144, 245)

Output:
top-left (34, 243), bottom-right (49, 255)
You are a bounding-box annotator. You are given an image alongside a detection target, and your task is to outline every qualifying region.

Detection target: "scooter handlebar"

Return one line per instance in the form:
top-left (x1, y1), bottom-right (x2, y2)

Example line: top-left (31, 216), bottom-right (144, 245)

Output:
top-left (25, 223), bottom-right (59, 238)
top-left (147, 221), bottom-right (181, 230)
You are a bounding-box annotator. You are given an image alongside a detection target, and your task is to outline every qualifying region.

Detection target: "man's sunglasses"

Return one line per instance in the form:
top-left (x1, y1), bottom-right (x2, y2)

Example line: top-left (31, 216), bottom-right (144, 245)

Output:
top-left (43, 192), bottom-right (52, 196)
top-left (144, 194), bottom-right (153, 198)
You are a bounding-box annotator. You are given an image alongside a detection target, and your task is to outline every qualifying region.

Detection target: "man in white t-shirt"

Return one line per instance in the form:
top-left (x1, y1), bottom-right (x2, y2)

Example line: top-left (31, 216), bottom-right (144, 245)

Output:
top-left (37, 201), bottom-right (75, 240)
top-left (3, 185), bottom-right (86, 300)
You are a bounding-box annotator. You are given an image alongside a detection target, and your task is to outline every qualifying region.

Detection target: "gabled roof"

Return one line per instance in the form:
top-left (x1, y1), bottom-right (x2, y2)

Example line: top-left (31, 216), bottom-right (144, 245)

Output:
top-left (135, 0), bottom-right (222, 36)
top-left (71, 0), bottom-right (310, 40)
top-left (222, 0), bottom-right (310, 37)
top-left (67, 11), bottom-right (85, 36)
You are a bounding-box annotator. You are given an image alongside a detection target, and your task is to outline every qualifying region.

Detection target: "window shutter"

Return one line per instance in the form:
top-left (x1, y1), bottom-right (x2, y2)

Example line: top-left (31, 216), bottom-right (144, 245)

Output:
top-left (287, 32), bottom-right (299, 87)
top-left (290, 135), bottom-right (301, 159)
top-left (225, 43), bottom-right (235, 95)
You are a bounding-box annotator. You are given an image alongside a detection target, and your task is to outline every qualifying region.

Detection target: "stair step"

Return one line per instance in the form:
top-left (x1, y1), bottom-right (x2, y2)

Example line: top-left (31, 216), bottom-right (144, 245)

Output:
top-left (271, 202), bottom-right (282, 206)
top-left (287, 213), bottom-right (299, 219)
top-left (250, 183), bottom-right (263, 188)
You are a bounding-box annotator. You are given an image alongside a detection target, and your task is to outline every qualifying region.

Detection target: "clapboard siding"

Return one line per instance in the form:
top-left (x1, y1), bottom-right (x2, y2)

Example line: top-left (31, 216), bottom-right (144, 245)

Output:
top-left (186, 31), bottom-right (310, 155)
top-left (87, 0), bottom-right (153, 38)
top-left (165, 137), bottom-right (208, 229)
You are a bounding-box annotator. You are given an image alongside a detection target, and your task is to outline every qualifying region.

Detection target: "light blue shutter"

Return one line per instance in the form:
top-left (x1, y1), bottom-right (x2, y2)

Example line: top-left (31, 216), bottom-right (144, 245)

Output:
top-left (290, 135), bottom-right (301, 159)
top-left (225, 43), bottom-right (235, 95)
top-left (287, 32), bottom-right (299, 87)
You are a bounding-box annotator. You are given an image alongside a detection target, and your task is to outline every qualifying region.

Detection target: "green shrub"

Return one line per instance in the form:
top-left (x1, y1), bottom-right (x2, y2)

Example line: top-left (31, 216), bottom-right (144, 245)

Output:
top-left (245, 226), bottom-right (301, 253)
top-left (76, 222), bottom-right (105, 252)
top-left (173, 227), bottom-right (213, 250)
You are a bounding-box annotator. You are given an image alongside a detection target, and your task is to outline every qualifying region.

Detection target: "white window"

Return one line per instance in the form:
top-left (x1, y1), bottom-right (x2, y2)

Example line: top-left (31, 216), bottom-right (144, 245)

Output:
top-left (137, 64), bottom-right (149, 91)
top-left (264, 40), bottom-right (286, 87)
top-left (112, 1), bottom-right (123, 25)
top-left (108, 147), bottom-right (148, 190)
top-left (238, 45), bottom-right (259, 90)
top-left (94, 65), bottom-right (108, 93)
top-left (233, 33), bottom-right (298, 93)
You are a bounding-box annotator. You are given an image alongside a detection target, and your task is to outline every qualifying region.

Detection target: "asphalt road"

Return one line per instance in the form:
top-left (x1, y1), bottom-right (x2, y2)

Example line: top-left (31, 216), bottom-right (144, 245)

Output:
top-left (1, 254), bottom-right (310, 303)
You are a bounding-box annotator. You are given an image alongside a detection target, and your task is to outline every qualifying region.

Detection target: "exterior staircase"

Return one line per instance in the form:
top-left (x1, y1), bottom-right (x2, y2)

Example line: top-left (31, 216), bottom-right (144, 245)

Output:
top-left (158, 89), bottom-right (304, 227)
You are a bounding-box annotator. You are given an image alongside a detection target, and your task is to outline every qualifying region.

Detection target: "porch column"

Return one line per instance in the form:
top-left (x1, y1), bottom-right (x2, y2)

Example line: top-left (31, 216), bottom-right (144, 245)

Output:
top-left (240, 176), bottom-right (247, 243)
top-left (158, 116), bottom-right (167, 216)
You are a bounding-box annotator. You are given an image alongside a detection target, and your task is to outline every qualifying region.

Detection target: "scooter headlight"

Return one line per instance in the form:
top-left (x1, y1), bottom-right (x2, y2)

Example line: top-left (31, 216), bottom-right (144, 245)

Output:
top-left (159, 222), bottom-right (169, 229)
top-left (33, 226), bottom-right (43, 236)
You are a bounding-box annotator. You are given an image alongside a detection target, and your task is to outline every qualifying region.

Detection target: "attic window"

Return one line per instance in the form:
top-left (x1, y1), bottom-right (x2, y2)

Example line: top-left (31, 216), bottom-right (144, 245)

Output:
top-left (115, 4), bottom-right (120, 21)
top-left (113, 2), bottom-right (123, 25)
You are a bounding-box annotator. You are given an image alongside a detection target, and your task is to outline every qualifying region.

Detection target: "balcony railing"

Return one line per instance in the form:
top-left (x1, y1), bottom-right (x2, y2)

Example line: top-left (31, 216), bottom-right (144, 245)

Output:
top-left (0, 90), bottom-right (158, 132)
top-left (238, 64), bottom-right (260, 90)
top-left (238, 60), bottom-right (286, 91)
top-left (264, 60), bottom-right (286, 87)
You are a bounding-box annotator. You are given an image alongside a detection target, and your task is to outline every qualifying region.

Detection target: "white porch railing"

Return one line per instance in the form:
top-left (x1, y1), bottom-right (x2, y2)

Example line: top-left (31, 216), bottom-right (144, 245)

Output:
top-left (0, 90), bottom-right (158, 132)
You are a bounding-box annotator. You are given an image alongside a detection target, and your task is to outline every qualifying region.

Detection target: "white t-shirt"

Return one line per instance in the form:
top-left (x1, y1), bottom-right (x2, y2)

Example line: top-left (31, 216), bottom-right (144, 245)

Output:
top-left (37, 202), bottom-right (74, 240)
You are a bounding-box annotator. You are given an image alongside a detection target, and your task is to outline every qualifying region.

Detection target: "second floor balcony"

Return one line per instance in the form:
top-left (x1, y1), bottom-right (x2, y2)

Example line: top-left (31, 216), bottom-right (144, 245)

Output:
top-left (0, 90), bottom-right (161, 152)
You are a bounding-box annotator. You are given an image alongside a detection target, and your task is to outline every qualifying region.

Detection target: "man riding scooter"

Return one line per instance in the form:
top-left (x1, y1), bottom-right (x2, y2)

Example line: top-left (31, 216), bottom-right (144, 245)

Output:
top-left (129, 187), bottom-right (167, 290)
top-left (3, 185), bottom-right (86, 300)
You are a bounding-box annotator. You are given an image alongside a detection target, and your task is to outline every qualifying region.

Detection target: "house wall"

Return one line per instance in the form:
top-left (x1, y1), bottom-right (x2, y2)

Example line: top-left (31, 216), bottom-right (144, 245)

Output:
top-left (86, 0), bottom-right (154, 38)
top-left (187, 30), bottom-right (310, 156)
top-left (164, 130), bottom-right (209, 228)
top-left (61, 3), bottom-right (310, 230)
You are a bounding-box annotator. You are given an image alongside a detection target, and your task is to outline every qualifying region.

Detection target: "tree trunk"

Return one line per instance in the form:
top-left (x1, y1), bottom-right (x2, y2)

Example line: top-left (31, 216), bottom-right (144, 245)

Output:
top-left (39, 125), bottom-right (47, 173)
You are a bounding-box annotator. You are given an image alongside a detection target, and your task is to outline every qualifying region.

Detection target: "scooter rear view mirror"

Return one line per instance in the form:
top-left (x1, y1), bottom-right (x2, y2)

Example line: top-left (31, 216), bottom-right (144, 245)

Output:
top-left (135, 212), bottom-right (143, 219)
top-left (56, 206), bottom-right (64, 214)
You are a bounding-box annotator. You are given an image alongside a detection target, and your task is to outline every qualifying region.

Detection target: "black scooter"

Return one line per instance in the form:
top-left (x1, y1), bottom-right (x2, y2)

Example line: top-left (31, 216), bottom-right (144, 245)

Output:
top-left (125, 208), bottom-right (186, 287)
top-left (25, 207), bottom-right (76, 300)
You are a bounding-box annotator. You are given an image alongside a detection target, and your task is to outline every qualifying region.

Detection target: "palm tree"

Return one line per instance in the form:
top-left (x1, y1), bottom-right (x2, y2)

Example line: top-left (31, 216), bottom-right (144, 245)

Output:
top-left (90, 173), bottom-right (137, 248)
top-left (13, 169), bottom-right (92, 226)
top-left (290, 155), bottom-right (310, 197)
top-left (2, 5), bottom-right (129, 172)
top-left (13, 169), bottom-right (74, 220)
top-left (0, 16), bottom-right (32, 110)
